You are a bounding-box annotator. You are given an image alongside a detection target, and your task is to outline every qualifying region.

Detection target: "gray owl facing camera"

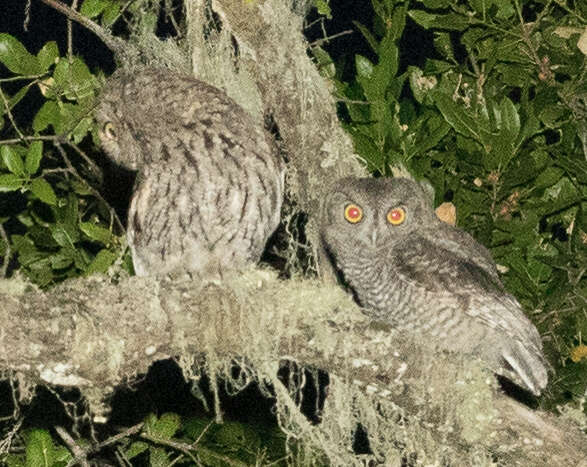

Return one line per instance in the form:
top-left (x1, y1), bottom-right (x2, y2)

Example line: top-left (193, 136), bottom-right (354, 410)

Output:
top-left (95, 68), bottom-right (283, 277)
top-left (320, 177), bottom-right (548, 395)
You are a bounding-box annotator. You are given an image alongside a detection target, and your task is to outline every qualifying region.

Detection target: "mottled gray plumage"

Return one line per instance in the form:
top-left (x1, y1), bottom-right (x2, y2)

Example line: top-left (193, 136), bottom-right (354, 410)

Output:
top-left (95, 68), bottom-right (283, 276)
top-left (320, 177), bottom-right (548, 395)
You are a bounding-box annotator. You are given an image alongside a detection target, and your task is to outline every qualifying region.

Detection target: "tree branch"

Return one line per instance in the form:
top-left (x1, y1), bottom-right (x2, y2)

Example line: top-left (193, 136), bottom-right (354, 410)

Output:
top-left (0, 271), bottom-right (585, 465)
top-left (38, 0), bottom-right (126, 56)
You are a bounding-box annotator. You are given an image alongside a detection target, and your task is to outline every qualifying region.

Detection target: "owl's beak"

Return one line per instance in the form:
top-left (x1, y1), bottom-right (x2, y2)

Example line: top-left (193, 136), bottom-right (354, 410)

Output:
top-left (371, 230), bottom-right (378, 247)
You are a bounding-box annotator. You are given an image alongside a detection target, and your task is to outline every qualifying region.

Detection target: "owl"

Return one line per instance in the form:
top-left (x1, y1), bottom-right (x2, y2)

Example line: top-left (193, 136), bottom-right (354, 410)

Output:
top-left (320, 177), bottom-right (549, 396)
top-left (94, 68), bottom-right (283, 276)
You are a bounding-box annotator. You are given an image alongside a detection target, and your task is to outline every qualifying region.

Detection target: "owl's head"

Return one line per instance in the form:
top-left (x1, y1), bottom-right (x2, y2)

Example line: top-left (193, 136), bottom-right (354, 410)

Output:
top-left (320, 177), bottom-right (439, 258)
top-left (94, 73), bottom-right (148, 171)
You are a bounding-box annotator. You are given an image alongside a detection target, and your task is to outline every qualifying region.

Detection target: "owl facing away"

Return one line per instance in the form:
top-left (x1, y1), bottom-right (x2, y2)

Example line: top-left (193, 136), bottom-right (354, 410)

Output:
top-left (95, 68), bottom-right (283, 277)
top-left (320, 177), bottom-right (549, 395)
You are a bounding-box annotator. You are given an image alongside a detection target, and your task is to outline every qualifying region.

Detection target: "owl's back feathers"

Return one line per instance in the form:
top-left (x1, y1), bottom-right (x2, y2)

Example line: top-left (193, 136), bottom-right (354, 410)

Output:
top-left (95, 68), bottom-right (283, 277)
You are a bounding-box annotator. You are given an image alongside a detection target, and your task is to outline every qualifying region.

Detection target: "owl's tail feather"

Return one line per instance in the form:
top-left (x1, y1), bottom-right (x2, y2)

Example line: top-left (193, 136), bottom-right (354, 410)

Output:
top-left (502, 341), bottom-right (549, 396)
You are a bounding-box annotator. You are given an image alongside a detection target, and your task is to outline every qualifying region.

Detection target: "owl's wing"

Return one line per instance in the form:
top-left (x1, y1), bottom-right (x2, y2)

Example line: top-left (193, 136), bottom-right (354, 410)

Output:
top-left (389, 234), bottom-right (548, 395)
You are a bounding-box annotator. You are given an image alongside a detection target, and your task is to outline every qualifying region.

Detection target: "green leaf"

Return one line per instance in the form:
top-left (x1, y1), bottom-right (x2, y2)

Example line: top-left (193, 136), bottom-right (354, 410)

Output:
top-left (25, 141), bottom-right (43, 175)
top-left (52, 445), bottom-right (73, 465)
top-left (151, 413), bottom-right (181, 439)
top-left (25, 429), bottom-right (54, 467)
top-left (149, 447), bottom-right (170, 467)
top-left (51, 226), bottom-right (76, 249)
top-left (53, 57), bottom-right (95, 101)
top-left (389, 3), bottom-right (407, 41)
top-left (30, 178), bottom-right (57, 206)
top-left (408, 11), bottom-right (469, 31)
top-left (534, 167), bottom-right (564, 190)
top-left (33, 101), bottom-right (60, 133)
top-left (421, 0), bottom-right (451, 7)
top-left (434, 13), bottom-right (471, 31)
top-left (0, 173), bottom-right (23, 191)
top-left (0, 34), bottom-right (42, 75)
top-left (1, 85), bottom-right (31, 115)
top-left (79, 221), bottom-right (112, 245)
top-left (36, 41), bottom-right (59, 72)
top-left (315, 0), bottom-right (332, 19)
top-left (1, 145), bottom-right (25, 176)
top-left (408, 10), bottom-right (438, 30)
top-left (353, 21), bottom-right (379, 53)
top-left (433, 93), bottom-right (480, 141)
top-left (434, 32), bottom-right (455, 61)
top-left (124, 441), bottom-right (149, 460)
top-left (80, 0), bottom-right (108, 18)
top-left (355, 54), bottom-right (374, 78)
top-left (101, 1), bottom-right (121, 27)
top-left (50, 250), bottom-right (74, 269)
top-left (312, 46), bottom-right (335, 79)
top-left (375, 33), bottom-right (398, 84)
top-left (3, 453), bottom-right (26, 467)
top-left (526, 177), bottom-right (581, 216)
top-left (85, 249), bottom-right (117, 275)
top-left (499, 97), bottom-right (521, 143)
top-left (556, 157), bottom-right (587, 184)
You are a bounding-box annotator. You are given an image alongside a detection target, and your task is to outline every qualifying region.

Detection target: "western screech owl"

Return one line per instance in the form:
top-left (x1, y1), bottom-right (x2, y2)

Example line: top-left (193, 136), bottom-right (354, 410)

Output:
top-left (320, 176), bottom-right (549, 395)
top-left (95, 68), bottom-right (283, 277)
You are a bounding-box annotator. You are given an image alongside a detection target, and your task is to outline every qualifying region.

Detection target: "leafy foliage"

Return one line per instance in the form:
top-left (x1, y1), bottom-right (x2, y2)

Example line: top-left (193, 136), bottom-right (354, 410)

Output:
top-left (0, 35), bottom-right (129, 286)
top-left (1, 414), bottom-right (290, 467)
top-left (322, 0), bottom-right (586, 409)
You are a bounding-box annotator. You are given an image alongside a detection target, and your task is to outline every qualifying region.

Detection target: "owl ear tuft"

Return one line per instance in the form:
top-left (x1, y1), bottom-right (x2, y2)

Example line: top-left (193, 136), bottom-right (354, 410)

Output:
top-left (389, 165), bottom-right (435, 206)
top-left (415, 178), bottom-right (435, 206)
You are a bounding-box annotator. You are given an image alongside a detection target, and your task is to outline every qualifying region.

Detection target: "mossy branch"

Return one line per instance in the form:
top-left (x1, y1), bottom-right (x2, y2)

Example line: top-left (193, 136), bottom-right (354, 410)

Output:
top-left (0, 271), bottom-right (585, 465)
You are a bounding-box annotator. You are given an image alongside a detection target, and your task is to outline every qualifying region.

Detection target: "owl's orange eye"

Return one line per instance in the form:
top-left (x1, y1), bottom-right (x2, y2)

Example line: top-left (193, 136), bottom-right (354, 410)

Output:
top-left (387, 207), bottom-right (406, 225)
top-left (344, 204), bottom-right (363, 224)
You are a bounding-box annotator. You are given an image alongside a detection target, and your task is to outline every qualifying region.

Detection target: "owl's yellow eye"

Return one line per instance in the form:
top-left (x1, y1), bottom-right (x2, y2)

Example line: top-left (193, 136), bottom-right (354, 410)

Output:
top-left (387, 207), bottom-right (406, 225)
top-left (344, 204), bottom-right (363, 224)
top-left (102, 122), bottom-right (117, 139)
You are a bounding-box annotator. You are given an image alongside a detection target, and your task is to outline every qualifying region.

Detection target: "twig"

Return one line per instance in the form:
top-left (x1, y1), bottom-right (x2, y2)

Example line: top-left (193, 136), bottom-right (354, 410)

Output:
top-left (23, 0), bottom-right (32, 31)
top-left (140, 432), bottom-right (251, 467)
top-left (114, 448), bottom-right (132, 467)
top-left (0, 135), bottom-right (63, 145)
top-left (163, 0), bottom-right (183, 39)
top-left (309, 29), bottom-right (354, 48)
top-left (192, 419), bottom-right (214, 447)
top-left (67, 0), bottom-right (80, 62)
top-left (0, 86), bottom-right (27, 143)
top-left (0, 73), bottom-right (47, 83)
top-left (67, 142), bottom-right (102, 180)
top-left (139, 433), bottom-right (201, 465)
top-left (57, 426), bottom-right (90, 467)
top-left (38, 0), bottom-right (126, 56)
top-left (304, 16), bottom-right (324, 31)
top-left (63, 422), bottom-right (145, 467)
top-left (95, 422), bottom-right (144, 449)
top-left (52, 141), bottom-right (125, 234)
top-left (336, 98), bottom-right (370, 105)
top-left (106, 0), bottom-right (134, 29)
top-left (0, 223), bottom-right (11, 279)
